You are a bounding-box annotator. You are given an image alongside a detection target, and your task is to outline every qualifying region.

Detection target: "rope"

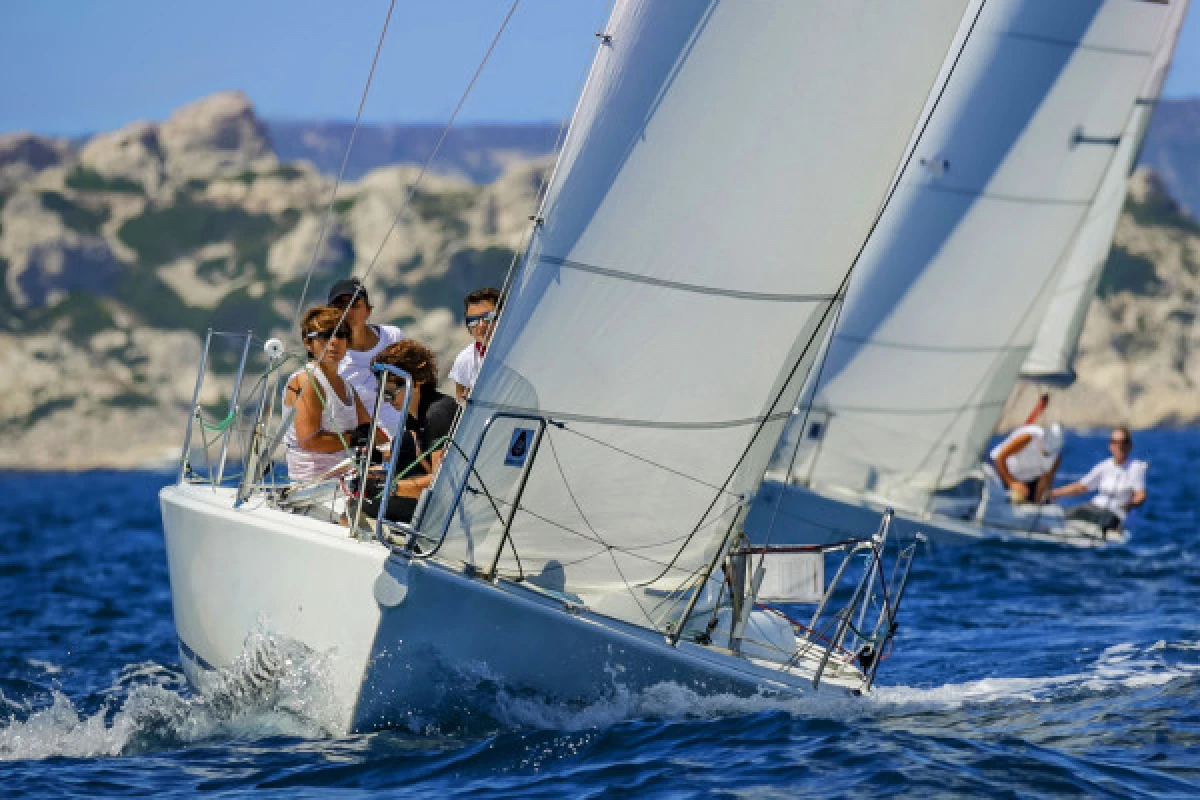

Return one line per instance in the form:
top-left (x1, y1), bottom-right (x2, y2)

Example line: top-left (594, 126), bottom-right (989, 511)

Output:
top-left (291, 0), bottom-right (398, 326)
top-left (198, 407), bottom-right (237, 433)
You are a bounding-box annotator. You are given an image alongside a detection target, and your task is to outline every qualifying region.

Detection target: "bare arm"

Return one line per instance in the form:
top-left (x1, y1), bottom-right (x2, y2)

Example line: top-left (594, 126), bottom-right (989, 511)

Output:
top-left (993, 433), bottom-right (1032, 488)
top-left (293, 375), bottom-right (352, 454)
top-left (455, 382), bottom-right (468, 404)
top-left (1034, 455), bottom-right (1061, 503)
top-left (1050, 481), bottom-right (1088, 501)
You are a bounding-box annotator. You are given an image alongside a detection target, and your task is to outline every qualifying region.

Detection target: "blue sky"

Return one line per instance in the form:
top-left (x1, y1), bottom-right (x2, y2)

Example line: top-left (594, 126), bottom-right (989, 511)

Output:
top-left (1, 0), bottom-right (1198, 135)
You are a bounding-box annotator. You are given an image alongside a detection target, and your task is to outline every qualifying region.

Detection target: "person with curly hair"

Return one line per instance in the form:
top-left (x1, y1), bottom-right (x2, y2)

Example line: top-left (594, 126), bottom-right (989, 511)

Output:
top-left (363, 339), bottom-right (459, 522)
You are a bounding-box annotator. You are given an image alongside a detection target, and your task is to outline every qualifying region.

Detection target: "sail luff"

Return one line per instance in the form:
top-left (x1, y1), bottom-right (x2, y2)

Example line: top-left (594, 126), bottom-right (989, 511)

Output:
top-left (1021, 0), bottom-right (1191, 384)
top-left (418, 0), bottom-right (971, 629)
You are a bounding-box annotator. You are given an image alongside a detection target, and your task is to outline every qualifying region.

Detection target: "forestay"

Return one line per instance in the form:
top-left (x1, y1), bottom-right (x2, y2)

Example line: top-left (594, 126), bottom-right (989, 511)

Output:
top-left (782, 0), bottom-right (1178, 514)
top-left (1021, 0), bottom-right (1191, 384)
top-left (418, 0), bottom-right (970, 631)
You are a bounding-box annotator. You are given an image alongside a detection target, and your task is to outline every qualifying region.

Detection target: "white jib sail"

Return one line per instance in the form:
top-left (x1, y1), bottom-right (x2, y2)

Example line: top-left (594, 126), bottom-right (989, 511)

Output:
top-left (780, 0), bottom-right (1179, 514)
top-left (1021, 0), bottom-right (1191, 384)
top-left (418, 0), bottom-right (970, 630)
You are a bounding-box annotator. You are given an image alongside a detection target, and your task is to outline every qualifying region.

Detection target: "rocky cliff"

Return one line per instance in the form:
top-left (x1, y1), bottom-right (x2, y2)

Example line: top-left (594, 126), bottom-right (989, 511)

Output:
top-left (1000, 168), bottom-right (1200, 431)
top-left (0, 92), bottom-right (1196, 469)
top-left (0, 92), bottom-right (548, 468)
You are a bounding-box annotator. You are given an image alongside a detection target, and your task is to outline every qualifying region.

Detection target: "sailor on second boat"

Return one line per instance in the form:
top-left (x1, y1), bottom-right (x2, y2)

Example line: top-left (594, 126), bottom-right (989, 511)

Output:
top-left (989, 423), bottom-right (1064, 505)
top-left (1050, 427), bottom-right (1147, 532)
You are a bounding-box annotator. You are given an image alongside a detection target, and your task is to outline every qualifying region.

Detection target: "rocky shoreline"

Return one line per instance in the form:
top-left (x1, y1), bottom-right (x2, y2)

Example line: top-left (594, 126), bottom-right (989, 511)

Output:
top-left (0, 92), bottom-right (1197, 469)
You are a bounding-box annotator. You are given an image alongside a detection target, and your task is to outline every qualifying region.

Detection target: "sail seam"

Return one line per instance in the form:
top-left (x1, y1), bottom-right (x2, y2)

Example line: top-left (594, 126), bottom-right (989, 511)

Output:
top-left (833, 334), bottom-right (1032, 354)
top-left (1002, 31), bottom-right (1155, 59)
top-left (467, 399), bottom-right (791, 430)
top-left (540, 256), bottom-right (837, 302)
top-left (830, 399), bottom-right (1008, 416)
top-left (913, 183), bottom-right (1093, 206)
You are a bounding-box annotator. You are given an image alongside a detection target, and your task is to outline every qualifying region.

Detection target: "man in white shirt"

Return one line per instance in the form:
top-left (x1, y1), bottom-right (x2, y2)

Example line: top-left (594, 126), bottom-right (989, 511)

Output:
top-left (327, 278), bottom-right (406, 434)
top-left (1050, 427), bottom-right (1147, 532)
top-left (450, 287), bottom-right (500, 403)
top-left (989, 423), bottom-right (1063, 504)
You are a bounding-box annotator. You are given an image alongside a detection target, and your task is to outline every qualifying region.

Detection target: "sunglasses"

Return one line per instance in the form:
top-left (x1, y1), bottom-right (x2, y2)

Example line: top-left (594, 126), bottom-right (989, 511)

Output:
top-left (382, 385), bottom-right (415, 403)
top-left (307, 328), bottom-right (350, 341)
top-left (1109, 438), bottom-right (1130, 447)
top-left (465, 310), bottom-right (497, 329)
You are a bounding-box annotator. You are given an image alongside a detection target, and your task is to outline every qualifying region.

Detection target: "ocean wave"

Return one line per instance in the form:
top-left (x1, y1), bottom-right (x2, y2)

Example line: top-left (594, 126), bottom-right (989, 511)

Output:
top-left (3, 635), bottom-right (1195, 760)
top-left (0, 631), bottom-right (340, 762)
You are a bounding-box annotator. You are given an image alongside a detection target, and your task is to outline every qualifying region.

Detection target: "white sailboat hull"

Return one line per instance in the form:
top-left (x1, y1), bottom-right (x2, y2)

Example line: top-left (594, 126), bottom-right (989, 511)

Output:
top-left (161, 484), bottom-right (864, 733)
top-left (752, 481), bottom-right (1127, 551)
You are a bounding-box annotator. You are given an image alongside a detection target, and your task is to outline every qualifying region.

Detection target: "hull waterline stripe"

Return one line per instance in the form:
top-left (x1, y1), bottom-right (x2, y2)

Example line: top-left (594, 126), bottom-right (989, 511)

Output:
top-left (540, 255), bottom-right (838, 303)
top-left (178, 636), bottom-right (217, 672)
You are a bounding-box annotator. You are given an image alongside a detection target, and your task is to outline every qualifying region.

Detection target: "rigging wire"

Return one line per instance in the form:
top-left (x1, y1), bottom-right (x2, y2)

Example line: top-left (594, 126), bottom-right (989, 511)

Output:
top-left (756, 0), bottom-right (991, 557)
top-left (291, 0), bottom-right (398, 327)
top-left (352, 0), bottom-right (521, 295)
top-left (665, 0), bottom-right (993, 642)
top-left (543, 429), bottom-right (661, 631)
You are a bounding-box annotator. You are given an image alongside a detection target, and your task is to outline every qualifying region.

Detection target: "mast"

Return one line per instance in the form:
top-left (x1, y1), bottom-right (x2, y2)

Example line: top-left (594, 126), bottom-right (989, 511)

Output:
top-left (416, 0), bottom-right (972, 632)
top-left (779, 0), bottom-right (1182, 513)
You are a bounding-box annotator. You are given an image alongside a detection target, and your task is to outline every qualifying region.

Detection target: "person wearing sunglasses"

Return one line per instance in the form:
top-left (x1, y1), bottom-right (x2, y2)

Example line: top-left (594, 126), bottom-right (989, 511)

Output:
top-left (326, 278), bottom-right (407, 435)
top-left (1050, 427), bottom-right (1147, 532)
top-left (359, 340), bottom-right (459, 524)
top-left (282, 306), bottom-right (374, 482)
top-left (450, 287), bottom-right (501, 404)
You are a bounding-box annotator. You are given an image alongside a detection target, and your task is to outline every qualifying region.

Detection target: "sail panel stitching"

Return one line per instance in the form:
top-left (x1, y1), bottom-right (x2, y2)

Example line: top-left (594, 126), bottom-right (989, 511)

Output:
top-left (468, 399), bottom-right (791, 430)
top-left (540, 256), bottom-right (837, 303)
top-left (833, 334), bottom-right (1033, 353)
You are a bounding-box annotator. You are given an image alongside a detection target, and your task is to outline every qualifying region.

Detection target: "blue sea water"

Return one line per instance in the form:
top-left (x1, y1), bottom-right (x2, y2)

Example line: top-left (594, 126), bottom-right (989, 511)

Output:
top-left (1, 430), bottom-right (1197, 798)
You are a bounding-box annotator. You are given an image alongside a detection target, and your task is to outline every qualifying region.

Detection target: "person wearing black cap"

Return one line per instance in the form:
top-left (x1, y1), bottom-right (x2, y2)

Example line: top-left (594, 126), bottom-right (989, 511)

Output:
top-left (327, 278), bottom-right (406, 434)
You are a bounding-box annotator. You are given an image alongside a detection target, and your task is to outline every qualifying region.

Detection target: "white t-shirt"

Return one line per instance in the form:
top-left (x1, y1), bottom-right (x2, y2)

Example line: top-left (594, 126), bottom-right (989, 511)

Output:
top-left (1081, 458), bottom-right (1147, 521)
top-left (338, 323), bottom-right (405, 434)
top-left (989, 424), bottom-right (1056, 483)
top-left (450, 341), bottom-right (485, 394)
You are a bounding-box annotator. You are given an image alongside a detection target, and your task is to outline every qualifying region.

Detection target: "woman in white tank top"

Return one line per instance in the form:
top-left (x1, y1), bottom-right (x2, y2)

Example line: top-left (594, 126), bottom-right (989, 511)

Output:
top-left (283, 307), bottom-right (373, 482)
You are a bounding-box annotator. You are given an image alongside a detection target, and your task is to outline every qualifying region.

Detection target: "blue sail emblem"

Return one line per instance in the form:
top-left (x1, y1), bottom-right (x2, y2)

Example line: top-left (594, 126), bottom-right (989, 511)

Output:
top-left (505, 428), bottom-right (534, 467)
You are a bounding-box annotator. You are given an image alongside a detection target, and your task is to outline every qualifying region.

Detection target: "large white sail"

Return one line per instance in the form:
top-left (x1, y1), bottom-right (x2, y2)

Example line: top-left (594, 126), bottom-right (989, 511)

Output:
top-left (1021, 0), bottom-right (1191, 384)
top-left (418, 0), bottom-right (970, 629)
top-left (782, 0), bottom-right (1180, 513)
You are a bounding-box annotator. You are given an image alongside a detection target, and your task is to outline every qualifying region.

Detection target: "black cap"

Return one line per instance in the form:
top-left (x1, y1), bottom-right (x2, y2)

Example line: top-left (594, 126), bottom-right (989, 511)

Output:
top-left (327, 278), bottom-right (367, 306)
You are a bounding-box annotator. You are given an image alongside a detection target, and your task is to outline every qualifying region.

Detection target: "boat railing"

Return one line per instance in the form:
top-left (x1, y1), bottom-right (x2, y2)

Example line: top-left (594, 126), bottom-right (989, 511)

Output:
top-left (386, 410), bottom-right (550, 573)
top-left (731, 508), bottom-right (922, 689)
top-left (179, 329), bottom-right (316, 501)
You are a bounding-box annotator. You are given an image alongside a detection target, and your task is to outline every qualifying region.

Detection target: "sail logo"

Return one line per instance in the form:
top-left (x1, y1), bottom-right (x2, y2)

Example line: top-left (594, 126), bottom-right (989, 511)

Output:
top-left (505, 428), bottom-right (534, 467)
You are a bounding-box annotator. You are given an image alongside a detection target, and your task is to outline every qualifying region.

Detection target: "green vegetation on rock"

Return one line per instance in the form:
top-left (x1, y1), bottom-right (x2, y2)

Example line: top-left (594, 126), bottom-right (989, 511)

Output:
top-left (412, 246), bottom-right (513, 319)
top-left (25, 397), bottom-right (76, 427)
top-left (410, 188), bottom-right (475, 237)
top-left (117, 197), bottom-right (284, 266)
top-left (40, 191), bottom-right (110, 235)
top-left (1098, 245), bottom-right (1163, 298)
top-left (108, 391), bottom-right (157, 409)
top-left (1126, 192), bottom-right (1200, 236)
top-left (65, 166), bottom-right (144, 194)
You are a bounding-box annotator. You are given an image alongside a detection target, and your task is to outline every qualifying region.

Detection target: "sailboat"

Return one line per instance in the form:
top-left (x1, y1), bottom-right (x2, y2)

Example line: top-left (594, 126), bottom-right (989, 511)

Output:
top-left (763, 0), bottom-right (1189, 549)
top-left (159, 0), bottom-right (973, 731)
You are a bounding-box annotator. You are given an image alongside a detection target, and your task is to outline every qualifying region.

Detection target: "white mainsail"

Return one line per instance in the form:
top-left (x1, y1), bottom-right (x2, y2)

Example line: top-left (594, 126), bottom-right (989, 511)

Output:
top-left (780, 0), bottom-right (1181, 513)
top-left (1021, 0), bottom-right (1191, 384)
top-left (418, 0), bottom-right (971, 629)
